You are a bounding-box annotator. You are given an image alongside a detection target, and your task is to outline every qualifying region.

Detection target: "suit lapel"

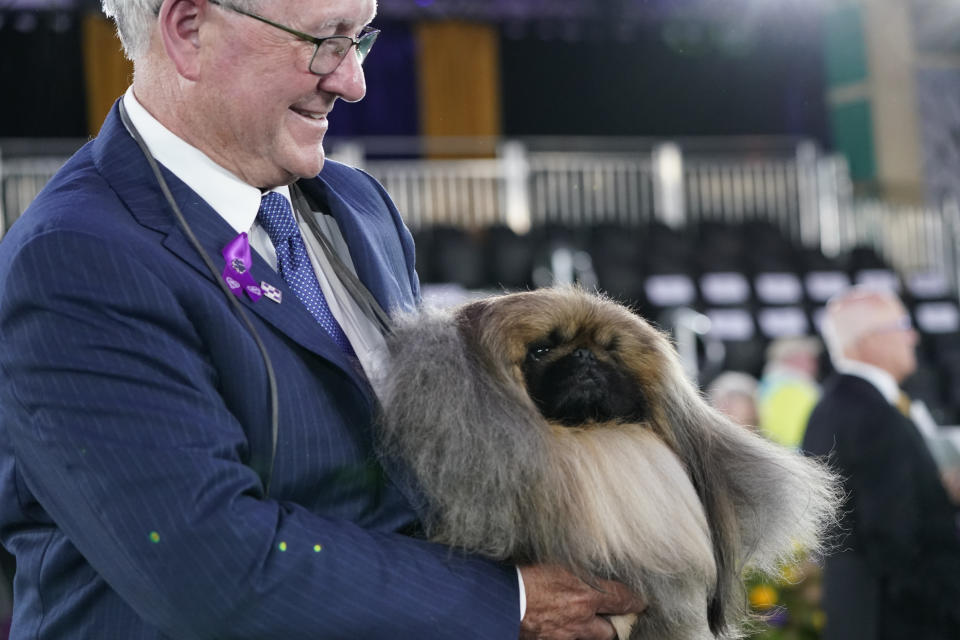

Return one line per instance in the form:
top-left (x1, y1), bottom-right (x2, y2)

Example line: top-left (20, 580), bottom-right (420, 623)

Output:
top-left (299, 176), bottom-right (413, 317)
top-left (92, 103), bottom-right (371, 396)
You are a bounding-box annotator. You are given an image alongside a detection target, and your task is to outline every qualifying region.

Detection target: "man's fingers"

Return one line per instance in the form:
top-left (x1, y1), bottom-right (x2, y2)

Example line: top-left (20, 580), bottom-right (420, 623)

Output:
top-left (590, 578), bottom-right (647, 616)
top-left (518, 565), bottom-right (645, 640)
top-left (581, 615), bottom-right (619, 640)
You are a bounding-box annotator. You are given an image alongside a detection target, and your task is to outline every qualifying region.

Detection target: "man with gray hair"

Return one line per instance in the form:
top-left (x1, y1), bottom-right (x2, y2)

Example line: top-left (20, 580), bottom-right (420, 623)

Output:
top-left (0, 1), bottom-right (643, 638)
top-left (803, 286), bottom-right (960, 640)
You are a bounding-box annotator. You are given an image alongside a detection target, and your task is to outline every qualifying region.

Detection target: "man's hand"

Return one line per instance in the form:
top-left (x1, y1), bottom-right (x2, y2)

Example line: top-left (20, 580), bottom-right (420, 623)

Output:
top-left (518, 564), bottom-right (646, 640)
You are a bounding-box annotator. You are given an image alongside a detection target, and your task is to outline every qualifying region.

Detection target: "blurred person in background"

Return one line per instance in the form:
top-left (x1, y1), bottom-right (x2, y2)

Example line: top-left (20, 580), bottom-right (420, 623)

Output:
top-left (706, 371), bottom-right (760, 430)
top-left (0, 0), bottom-right (644, 638)
top-left (802, 286), bottom-right (960, 640)
top-left (756, 336), bottom-right (822, 448)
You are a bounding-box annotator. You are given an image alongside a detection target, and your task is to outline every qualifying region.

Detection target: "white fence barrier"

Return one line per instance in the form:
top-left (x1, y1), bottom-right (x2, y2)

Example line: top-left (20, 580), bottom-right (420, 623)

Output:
top-left (2, 138), bottom-right (956, 294)
top-left (0, 157), bottom-right (67, 236)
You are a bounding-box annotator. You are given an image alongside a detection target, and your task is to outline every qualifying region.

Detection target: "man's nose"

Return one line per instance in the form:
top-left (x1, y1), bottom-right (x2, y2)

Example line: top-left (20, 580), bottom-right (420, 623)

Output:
top-left (318, 50), bottom-right (367, 103)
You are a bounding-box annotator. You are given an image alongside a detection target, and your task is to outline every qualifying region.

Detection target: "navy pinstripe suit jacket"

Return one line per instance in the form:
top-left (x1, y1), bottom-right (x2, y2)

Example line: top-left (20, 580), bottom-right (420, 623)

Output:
top-left (0, 103), bottom-right (520, 639)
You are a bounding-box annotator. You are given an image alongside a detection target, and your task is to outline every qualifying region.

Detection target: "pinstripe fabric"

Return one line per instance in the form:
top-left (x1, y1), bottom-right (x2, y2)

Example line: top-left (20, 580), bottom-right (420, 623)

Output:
top-left (0, 103), bottom-right (520, 639)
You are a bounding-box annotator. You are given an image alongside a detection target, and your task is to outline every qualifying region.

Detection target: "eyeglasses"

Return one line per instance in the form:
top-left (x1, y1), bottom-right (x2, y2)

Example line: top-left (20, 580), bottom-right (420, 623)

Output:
top-left (207, 0), bottom-right (380, 76)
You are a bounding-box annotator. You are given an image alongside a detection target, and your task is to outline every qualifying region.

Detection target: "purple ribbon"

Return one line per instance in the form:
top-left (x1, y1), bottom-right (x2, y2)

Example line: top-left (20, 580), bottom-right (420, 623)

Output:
top-left (221, 232), bottom-right (262, 302)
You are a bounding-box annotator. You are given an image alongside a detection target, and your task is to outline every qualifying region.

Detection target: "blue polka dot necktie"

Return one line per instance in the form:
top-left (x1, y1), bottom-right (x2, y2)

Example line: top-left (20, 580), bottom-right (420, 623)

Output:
top-left (256, 192), bottom-right (354, 355)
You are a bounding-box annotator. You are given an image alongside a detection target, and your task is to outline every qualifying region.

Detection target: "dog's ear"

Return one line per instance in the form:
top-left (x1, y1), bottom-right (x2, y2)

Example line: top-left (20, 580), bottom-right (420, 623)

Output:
top-left (675, 392), bottom-right (839, 565)
top-left (659, 374), bottom-right (743, 635)
top-left (454, 298), bottom-right (527, 389)
top-left (376, 305), bottom-right (552, 558)
top-left (656, 355), bottom-right (840, 634)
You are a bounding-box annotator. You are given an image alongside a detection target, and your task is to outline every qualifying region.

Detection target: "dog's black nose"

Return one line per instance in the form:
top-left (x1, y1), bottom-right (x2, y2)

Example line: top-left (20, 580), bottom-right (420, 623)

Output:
top-left (572, 348), bottom-right (596, 362)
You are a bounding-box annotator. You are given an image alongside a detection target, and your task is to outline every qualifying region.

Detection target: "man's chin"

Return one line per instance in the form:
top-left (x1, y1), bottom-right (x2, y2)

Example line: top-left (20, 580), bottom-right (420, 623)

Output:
top-left (292, 148), bottom-right (326, 178)
top-left (274, 161), bottom-right (324, 186)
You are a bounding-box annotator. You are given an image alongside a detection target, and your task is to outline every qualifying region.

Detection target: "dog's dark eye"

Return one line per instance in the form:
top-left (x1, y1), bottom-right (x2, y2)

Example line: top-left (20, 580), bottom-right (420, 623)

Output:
top-left (526, 330), bottom-right (564, 362)
top-left (526, 342), bottom-right (552, 361)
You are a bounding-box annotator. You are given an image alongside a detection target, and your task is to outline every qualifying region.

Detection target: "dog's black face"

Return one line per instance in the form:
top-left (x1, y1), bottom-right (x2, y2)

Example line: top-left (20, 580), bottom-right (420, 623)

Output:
top-left (521, 330), bottom-right (649, 426)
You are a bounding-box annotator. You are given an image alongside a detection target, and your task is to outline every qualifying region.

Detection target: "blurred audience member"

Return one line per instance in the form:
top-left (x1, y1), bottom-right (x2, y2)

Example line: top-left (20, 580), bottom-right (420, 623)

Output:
top-left (802, 286), bottom-right (960, 640)
top-left (707, 371), bottom-right (759, 429)
top-left (757, 336), bottom-right (822, 448)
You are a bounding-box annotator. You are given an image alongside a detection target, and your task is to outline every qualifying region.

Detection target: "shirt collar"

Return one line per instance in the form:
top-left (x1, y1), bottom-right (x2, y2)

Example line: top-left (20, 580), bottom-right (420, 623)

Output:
top-left (121, 86), bottom-right (290, 233)
top-left (834, 358), bottom-right (900, 406)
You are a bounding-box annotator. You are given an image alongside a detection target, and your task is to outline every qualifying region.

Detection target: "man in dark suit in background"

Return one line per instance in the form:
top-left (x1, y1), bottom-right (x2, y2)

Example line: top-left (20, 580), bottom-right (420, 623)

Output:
top-left (0, 0), bottom-right (643, 637)
top-left (803, 286), bottom-right (960, 640)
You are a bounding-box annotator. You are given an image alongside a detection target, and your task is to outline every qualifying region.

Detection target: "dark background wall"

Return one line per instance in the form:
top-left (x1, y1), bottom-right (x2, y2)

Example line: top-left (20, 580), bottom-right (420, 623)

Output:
top-left (0, 5), bottom-right (829, 147)
top-left (499, 10), bottom-right (828, 144)
top-left (0, 11), bottom-right (89, 138)
top-left (326, 19), bottom-right (420, 138)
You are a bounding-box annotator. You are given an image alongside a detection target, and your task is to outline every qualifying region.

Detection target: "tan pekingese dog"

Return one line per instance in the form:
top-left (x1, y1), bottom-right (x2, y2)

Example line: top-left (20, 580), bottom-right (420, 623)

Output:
top-left (373, 287), bottom-right (839, 640)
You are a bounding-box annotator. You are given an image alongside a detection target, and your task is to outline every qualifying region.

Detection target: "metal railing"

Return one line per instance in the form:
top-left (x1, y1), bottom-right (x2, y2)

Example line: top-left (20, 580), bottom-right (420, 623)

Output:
top-left (367, 157), bottom-right (507, 230)
top-left (0, 157), bottom-right (68, 236)
top-left (356, 139), bottom-right (820, 232)
top-left (2, 136), bottom-right (956, 294)
top-left (527, 152), bottom-right (657, 228)
top-left (840, 199), bottom-right (960, 292)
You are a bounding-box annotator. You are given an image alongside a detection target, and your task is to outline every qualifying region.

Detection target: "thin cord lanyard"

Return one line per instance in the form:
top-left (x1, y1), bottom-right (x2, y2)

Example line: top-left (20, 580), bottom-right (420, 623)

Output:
top-left (289, 183), bottom-right (394, 338)
top-left (117, 101), bottom-right (281, 497)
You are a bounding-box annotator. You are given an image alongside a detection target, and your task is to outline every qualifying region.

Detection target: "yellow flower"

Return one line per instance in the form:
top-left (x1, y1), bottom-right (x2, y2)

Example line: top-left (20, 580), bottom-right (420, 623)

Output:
top-left (749, 584), bottom-right (779, 610)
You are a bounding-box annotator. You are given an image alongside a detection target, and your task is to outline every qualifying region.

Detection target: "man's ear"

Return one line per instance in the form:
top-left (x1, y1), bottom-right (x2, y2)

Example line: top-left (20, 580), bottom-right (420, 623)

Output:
top-left (158, 0), bottom-right (206, 80)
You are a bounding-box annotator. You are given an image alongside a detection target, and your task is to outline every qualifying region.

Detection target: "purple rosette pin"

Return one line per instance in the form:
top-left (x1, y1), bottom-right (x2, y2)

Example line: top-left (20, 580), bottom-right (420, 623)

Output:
top-left (221, 232), bottom-right (262, 302)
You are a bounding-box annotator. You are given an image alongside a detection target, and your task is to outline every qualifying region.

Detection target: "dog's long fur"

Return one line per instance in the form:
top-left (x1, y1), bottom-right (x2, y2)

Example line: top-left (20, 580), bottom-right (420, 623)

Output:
top-left (373, 287), bottom-right (840, 639)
